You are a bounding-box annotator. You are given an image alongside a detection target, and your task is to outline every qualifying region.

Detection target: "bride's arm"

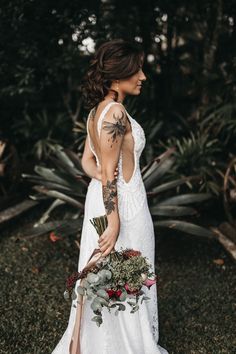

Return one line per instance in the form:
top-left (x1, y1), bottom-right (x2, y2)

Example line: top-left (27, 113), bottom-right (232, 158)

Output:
top-left (81, 135), bottom-right (119, 181)
top-left (98, 104), bottom-right (127, 256)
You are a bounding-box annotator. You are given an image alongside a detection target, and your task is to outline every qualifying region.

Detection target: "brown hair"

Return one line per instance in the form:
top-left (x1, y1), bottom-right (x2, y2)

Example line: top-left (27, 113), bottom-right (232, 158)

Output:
top-left (80, 39), bottom-right (144, 110)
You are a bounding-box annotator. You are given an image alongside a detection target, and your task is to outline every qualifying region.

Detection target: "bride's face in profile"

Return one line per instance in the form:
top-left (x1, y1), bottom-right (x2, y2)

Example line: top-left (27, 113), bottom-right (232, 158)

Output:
top-left (118, 65), bottom-right (146, 96)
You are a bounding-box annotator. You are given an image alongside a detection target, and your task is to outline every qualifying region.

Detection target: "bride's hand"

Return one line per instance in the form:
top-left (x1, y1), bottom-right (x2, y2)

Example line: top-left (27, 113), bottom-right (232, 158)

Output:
top-left (98, 224), bottom-right (119, 257)
top-left (96, 165), bottom-right (119, 181)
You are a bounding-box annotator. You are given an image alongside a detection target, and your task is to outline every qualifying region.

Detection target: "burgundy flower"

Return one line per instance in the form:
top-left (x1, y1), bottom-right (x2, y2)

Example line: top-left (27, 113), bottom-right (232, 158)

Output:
top-left (106, 289), bottom-right (116, 298)
top-left (115, 289), bottom-right (122, 297)
top-left (66, 271), bottom-right (80, 289)
top-left (122, 249), bottom-right (141, 259)
top-left (106, 289), bottom-right (123, 299)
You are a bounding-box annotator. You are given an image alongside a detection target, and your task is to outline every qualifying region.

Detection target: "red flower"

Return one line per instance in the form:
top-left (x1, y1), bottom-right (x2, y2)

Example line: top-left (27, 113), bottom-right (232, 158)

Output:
top-left (106, 289), bottom-right (116, 298)
top-left (122, 249), bottom-right (141, 259)
top-left (49, 231), bottom-right (62, 242)
top-left (115, 289), bottom-right (122, 297)
top-left (106, 289), bottom-right (123, 298)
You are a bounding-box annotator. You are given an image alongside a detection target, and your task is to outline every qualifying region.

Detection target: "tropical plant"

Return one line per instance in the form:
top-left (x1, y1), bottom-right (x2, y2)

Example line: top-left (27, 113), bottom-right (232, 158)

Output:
top-left (0, 139), bottom-right (21, 196)
top-left (222, 156), bottom-right (236, 223)
top-left (21, 145), bottom-right (214, 242)
top-left (209, 156), bottom-right (236, 261)
top-left (141, 148), bottom-right (214, 238)
top-left (73, 115), bottom-right (88, 153)
top-left (11, 108), bottom-right (73, 160)
top-left (21, 144), bottom-right (88, 240)
top-left (159, 131), bottom-right (225, 196)
top-left (200, 101), bottom-right (236, 150)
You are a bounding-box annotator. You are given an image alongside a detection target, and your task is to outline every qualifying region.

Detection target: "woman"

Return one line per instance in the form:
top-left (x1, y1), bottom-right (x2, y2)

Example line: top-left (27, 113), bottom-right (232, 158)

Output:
top-left (52, 38), bottom-right (169, 354)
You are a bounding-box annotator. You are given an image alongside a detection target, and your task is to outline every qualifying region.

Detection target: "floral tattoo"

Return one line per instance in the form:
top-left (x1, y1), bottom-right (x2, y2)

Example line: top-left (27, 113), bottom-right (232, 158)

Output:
top-left (102, 110), bottom-right (126, 147)
top-left (102, 178), bottom-right (117, 215)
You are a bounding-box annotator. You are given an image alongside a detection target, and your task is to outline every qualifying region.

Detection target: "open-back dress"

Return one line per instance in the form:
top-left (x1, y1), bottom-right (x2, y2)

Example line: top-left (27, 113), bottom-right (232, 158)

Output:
top-left (51, 101), bottom-right (169, 354)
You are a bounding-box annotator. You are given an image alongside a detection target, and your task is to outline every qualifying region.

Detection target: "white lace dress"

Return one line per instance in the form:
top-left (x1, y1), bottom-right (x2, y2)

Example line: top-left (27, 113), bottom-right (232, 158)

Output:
top-left (51, 101), bottom-right (169, 354)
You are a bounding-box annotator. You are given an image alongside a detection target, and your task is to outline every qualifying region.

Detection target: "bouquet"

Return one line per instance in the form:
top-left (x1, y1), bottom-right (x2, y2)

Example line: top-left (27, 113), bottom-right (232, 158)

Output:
top-left (64, 214), bottom-right (158, 328)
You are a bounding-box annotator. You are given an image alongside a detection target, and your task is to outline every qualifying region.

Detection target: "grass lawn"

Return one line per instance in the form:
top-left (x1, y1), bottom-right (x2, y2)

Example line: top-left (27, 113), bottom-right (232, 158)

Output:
top-left (0, 207), bottom-right (235, 354)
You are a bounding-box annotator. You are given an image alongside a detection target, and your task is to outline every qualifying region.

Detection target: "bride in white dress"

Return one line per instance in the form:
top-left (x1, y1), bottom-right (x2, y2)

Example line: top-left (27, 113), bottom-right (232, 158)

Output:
top-left (52, 39), bottom-right (169, 354)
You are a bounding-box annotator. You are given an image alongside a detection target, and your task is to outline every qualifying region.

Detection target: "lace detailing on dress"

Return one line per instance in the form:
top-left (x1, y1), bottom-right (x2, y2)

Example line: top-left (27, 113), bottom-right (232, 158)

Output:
top-left (116, 167), bottom-right (146, 221)
top-left (152, 286), bottom-right (160, 342)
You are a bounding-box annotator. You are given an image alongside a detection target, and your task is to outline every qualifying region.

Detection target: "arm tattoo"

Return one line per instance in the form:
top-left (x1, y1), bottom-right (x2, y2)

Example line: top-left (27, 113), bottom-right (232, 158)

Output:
top-left (102, 110), bottom-right (126, 147)
top-left (102, 178), bottom-right (117, 215)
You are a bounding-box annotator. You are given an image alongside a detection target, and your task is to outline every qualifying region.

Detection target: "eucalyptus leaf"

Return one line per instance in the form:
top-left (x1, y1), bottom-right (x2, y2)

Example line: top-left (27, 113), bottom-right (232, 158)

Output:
top-left (63, 290), bottom-right (70, 301)
top-left (71, 289), bottom-right (77, 300)
top-left (141, 296), bottom-right (151, 304)
top-left (82, 279), bottom-right (90, 289)
top-left (97, 271), bottom-right (106, 283)
top-left (131, 305), bottom-right (139, 313)
top-left (77, 285), bottom-right (85, 296)
top-left (91, 298), bottom-right (102, 312)
top-left (143, 296), bottom-right (151, 300)
top-left (97, 289), bottom-right (109, 300)
top-left (119, 291), bottom-right (127, 301)
top-left (87, 273), bottom-right (100, 284)
top-left (104, 270), bottom-right (112, 280)
top-left (117, 303), bottom-right (126, 311)
top-left (97, 297), bottom-right (109, 307)
top-left (86, 288), bottom-right (94, 297)
top-left (91, 315), bottom-right (103, 327)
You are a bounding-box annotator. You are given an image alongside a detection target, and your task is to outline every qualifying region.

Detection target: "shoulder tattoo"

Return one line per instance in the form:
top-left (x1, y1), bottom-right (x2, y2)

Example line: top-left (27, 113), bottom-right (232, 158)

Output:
top-left (102, 110), bottom-right (127, 147)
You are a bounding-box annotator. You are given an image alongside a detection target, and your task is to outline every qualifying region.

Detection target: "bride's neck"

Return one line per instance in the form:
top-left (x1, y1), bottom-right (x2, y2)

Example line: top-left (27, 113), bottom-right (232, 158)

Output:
top-left (104, 90), bottom-right (125, 104)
